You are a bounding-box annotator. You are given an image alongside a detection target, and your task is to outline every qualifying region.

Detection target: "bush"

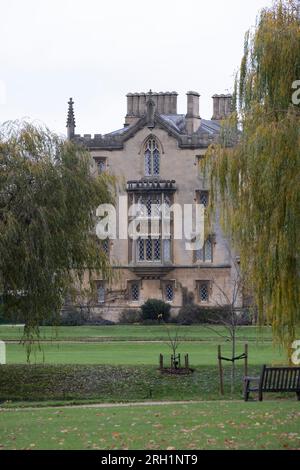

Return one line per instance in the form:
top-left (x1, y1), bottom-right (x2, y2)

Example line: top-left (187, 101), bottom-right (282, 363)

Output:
top-left (177, 305), bottom-right (252, 325)
top-left (141, 299), bottom-right (171, 323)
top-left (119, 309), bottom-right (141, 324)
top-left (0, 304), bottom-right (25, 325)
top-left (177, 305), bottom-right (202, 325)
top-left (43, 308), bottom-right (116, 326)
top-left (60, 308), bottom-right (86, 326)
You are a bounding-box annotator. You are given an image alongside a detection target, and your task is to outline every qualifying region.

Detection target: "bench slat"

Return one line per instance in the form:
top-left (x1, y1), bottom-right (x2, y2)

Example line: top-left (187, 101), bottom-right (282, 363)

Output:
top-left (263, 367), bottom-right (300, 391)
top-left (245, 366), bottom-right (300, 401)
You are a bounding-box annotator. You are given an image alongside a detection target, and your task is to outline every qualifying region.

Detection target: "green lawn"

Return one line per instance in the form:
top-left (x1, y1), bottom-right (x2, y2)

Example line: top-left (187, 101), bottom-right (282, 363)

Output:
top-left (0, 401), bottom-right (299, 450)
top-left (1, 363), bottom-right (297, 404)
top-left (5, 340), bottom-right (287, 366)
top-left (0, 325), bottom-right (298, 450)
top-left (0, 325), bottom-right (289, 404)
top-left (0, 324), bottom-right (275, 342)
top-left (0, 364), bottom-right (253, 402)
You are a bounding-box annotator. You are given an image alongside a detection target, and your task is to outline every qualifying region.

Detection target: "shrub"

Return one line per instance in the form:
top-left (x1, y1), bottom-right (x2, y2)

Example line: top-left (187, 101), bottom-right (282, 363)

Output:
top-left (119, 309), bottom-right (141, 324)
top-left (0, 306), bottom-right (25, 325)
top-left (60, 308), bottom-right (86, 326)
top-left (0, 304), bottom-right (5, 325)
top-left (141, 299), bottom-right (171, 323)
top-left (177, 305), bottom-right (252, 325)
top-left (42, 308), bottom-right (115, 326)
top-left (177, 305), bottom-right (203, 325)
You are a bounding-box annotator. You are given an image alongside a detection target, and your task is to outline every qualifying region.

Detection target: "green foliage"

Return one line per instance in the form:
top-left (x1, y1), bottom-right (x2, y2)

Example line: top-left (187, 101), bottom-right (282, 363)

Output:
top-left (60, 308), bottom-right (86, 326)
top-left (119, 308), bottom-right (142, 324)
top-left (204, 0), bottom-right (300, 350)
top-left (181, 287), bottom-right (195, 306)
top-left (177, 305), bottom-right (252, 325)
top-left (0, 121), bottom-right (115, 350)
top-left (141, 299), bottom-right (171, 322)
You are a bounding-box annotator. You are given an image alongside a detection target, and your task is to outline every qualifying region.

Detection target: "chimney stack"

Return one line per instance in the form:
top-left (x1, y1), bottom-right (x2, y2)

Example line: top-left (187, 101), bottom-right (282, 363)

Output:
top-left (212, 94), bottom-right (232, 120)
top-left (185, 91), bottom-right (201, 134)
top-left (125, 91), bottom-right (178, 126)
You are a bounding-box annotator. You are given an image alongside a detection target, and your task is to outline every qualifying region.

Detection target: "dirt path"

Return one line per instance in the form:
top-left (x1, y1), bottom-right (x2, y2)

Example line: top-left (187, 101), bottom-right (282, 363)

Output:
top-left (1, 400), bottom-right (243, 412)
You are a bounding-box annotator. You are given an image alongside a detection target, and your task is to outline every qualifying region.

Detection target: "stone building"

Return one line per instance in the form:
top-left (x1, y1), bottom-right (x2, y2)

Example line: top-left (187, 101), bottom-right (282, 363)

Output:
top-left (66, 91), bottom-right (237, 321)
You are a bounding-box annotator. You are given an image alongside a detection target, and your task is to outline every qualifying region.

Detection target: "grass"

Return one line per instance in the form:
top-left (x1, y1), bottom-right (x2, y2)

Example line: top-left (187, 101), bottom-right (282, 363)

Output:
top-left (0, 324), bottom-right (275, 342)
top-left (0, 324), bottom-right (298, 450)
top-left (5, 340), bottom-right (287, 365)
top-left (1, 364), bottom-right (297, 404)
top-left (0, 364), bottom-right (250, 403)
top-left (0, 324), bottom-right (290, 404)
top-left (0, 401), bottom-right (299, 450)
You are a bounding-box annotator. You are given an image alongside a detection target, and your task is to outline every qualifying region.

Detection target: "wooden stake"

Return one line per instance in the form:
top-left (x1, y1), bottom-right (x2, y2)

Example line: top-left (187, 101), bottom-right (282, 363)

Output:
top-left (244, 343), bottom-right (248, 377)
top-left (218, 345), bottom-right (224, 396)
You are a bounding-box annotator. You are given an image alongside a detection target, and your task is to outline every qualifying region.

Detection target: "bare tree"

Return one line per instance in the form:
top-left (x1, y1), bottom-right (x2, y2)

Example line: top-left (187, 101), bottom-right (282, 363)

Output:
top-left (159, 315), bottom-right (183, 369)
top-left (204, 256), bottom-right (250, 393)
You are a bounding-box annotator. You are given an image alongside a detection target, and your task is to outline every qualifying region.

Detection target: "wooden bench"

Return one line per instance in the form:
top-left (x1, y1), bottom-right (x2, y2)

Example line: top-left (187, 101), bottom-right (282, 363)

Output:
top-left (244, 365), bottom-right (300, 401)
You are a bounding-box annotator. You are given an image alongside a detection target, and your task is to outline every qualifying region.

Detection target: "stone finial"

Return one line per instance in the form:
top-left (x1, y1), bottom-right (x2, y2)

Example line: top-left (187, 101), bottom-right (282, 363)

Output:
top-left (66, 97), bottom-right (76, 140)
top-left (146, 94), bottom-right (156, 128)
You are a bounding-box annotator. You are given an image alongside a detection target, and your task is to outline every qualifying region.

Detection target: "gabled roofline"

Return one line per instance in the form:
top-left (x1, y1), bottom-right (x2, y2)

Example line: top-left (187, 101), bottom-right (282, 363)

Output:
top-left (72, 112), bottom-right (222, 151)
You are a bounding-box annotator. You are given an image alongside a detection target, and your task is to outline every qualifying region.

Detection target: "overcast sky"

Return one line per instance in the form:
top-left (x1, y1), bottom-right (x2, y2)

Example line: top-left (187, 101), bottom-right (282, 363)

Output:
top-left (0, 0), bottom-right (273, 137)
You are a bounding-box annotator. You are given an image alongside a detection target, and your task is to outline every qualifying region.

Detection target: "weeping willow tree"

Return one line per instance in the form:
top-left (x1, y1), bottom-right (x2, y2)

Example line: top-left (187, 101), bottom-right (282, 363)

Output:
top-left (0, 121), bottom-right (115, 355)
top-left (205, 0), bottom-right (300, 351)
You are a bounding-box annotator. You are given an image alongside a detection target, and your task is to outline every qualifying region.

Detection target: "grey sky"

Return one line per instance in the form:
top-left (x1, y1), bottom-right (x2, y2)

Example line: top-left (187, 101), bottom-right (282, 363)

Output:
top-left (1, 0), bottom-right (273, 136)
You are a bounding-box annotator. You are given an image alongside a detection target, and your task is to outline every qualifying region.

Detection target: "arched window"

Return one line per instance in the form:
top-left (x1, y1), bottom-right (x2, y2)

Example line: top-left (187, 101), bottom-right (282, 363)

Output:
top-left (195, 237), bottom-right (213, 263)
top-left (144, 138), bottom-right (160, 176)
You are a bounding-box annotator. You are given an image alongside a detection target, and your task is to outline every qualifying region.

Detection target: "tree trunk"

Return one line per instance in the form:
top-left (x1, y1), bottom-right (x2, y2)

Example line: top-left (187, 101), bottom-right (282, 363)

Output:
top-left (231, 329), bottom-right (236, 394)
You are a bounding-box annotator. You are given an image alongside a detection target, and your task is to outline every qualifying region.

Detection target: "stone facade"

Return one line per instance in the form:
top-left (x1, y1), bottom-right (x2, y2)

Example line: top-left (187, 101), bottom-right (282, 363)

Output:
top-left (67, 90), bottom-right (238, 322)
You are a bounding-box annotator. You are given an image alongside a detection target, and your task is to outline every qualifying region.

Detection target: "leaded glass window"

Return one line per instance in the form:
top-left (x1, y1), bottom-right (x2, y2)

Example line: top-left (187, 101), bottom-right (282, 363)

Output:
top-left (102, 239), bottom-right (109, 256)
top-left (165, 284), bottom-right (174, 302)
top-left (195, 237), bottom-right (213, 263)
top-left (199, 190), bottom-right (209, 208)
top-left (195, 246), bottom-right (203, 262)
top-left (204, 238), bottom-right (212, 262)
top-left (152, 197), bottom-right (161, 217)
top-left (97, 159), bottom-right (106, 175)
top-left (153, 148), bottom-right (160, 175)
top-left (146, 238), bottom-right (152, 261)
top-left (137, 197), bottom-right (147, 218)
top-left (138, 238), bottom-right (145, 261)
top-left (131, 283), bottom-right (140, 301)
top-left (145, 148), bottom-right (152, 176)
top-left (163, 239), bottom-right (171, 262)
top-left (97, 283), bottom-right (105, 303)
top-left (146, 197), bottom-right (152, 217)
top-left (199, 283), bottom-right (209, 302)
top-left (144, 138), bottom-right (160, 176)
top-left (137, 238), bottom-right (162, 262)
top-left (137, 195), bottom-right (161, 218)
top-left (154, 239), bottom-right (161, 260)
top-left (161, 196), bottom-right (171, 221)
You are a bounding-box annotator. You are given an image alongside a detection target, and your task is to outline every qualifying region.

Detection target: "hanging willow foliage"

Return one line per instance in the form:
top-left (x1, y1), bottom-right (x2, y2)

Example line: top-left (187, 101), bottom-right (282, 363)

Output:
top-left (0, 121), bottom-right (115, 356)
top-left (204, 0), bottom-right (300, 351)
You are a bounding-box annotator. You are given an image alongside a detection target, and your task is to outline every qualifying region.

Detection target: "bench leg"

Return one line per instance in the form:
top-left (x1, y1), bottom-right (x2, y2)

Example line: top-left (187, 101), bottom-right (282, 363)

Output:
top-left (297, 392), bottom-right (300, 401)
top-left (259, 390), bottom-right (263, 401)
